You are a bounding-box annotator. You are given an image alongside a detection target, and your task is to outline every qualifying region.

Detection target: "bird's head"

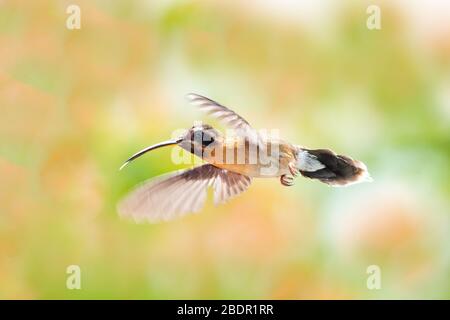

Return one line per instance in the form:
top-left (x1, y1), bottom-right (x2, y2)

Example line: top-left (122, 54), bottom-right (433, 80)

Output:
top-left (119, 124), bottom-right (221, 170)
top-left (178, 124), bottom-right (221, 157)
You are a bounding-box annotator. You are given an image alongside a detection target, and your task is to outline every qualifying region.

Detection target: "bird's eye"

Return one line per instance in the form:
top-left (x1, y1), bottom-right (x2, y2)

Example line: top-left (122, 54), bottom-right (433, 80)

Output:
top-left (201, 131), bottom-right (215, 147)
top-left (190, 128), bottom-right (215, 147)
top-left (202, 136), bottom-right (214, 147)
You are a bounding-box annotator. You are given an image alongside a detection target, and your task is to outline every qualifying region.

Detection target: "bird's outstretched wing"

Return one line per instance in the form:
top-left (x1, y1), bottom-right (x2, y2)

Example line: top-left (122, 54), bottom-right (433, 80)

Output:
top-left (187, 93), bottom-right (264, 146)
top-left (118, 164), bottom-right (252, 222)
top-left (187, 93), bottom-right (253, 131)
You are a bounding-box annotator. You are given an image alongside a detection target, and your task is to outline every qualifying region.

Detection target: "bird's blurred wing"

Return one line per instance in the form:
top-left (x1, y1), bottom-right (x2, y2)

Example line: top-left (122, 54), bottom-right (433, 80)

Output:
top-left (118, 164), bottom-right (252, 222)
top-left (187, 93), bottom-right (252, 130)
top-left (187, 93), bottom-right (264, 146)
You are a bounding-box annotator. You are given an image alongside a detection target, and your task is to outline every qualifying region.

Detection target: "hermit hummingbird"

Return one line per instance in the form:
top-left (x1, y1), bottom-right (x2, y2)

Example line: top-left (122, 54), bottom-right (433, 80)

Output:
top-left (118, 94), bottom-right (372, 222)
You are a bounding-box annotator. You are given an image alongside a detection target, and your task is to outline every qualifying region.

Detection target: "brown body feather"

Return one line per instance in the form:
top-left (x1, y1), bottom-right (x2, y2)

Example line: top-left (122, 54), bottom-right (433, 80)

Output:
top-left (199, 136), bottom-right (297, 178)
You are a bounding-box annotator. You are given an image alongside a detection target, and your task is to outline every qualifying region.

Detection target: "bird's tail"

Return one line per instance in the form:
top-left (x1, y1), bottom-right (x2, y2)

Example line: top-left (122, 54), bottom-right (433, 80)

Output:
top-left (297, 148), bottom-right (372, 187)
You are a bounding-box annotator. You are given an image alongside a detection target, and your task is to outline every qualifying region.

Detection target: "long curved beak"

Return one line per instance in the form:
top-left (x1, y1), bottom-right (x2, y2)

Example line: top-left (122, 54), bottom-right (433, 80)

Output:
top-left (119, 138), bottom-right (183, 171)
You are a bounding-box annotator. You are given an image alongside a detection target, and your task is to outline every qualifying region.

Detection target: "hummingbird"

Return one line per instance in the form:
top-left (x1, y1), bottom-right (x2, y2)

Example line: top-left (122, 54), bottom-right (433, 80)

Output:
top-left (118, 93), bottom-right (372, 222)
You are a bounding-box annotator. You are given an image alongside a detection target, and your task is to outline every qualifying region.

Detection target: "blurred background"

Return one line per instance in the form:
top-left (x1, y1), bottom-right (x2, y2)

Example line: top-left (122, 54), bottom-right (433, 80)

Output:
top-left (0, 0), bottom-right (449, 299)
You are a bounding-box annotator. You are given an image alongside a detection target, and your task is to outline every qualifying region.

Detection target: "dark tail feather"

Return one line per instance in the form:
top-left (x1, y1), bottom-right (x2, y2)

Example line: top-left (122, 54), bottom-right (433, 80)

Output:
top-left (299, 149), bottom-right (371, 186)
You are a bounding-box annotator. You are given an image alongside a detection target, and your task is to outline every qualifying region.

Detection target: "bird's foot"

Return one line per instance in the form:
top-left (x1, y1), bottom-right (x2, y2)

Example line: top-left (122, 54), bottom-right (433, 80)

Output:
top-left (280, 174), bottom-right (295, 187)
top-left (288, 162), bottom-right (300, 177)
